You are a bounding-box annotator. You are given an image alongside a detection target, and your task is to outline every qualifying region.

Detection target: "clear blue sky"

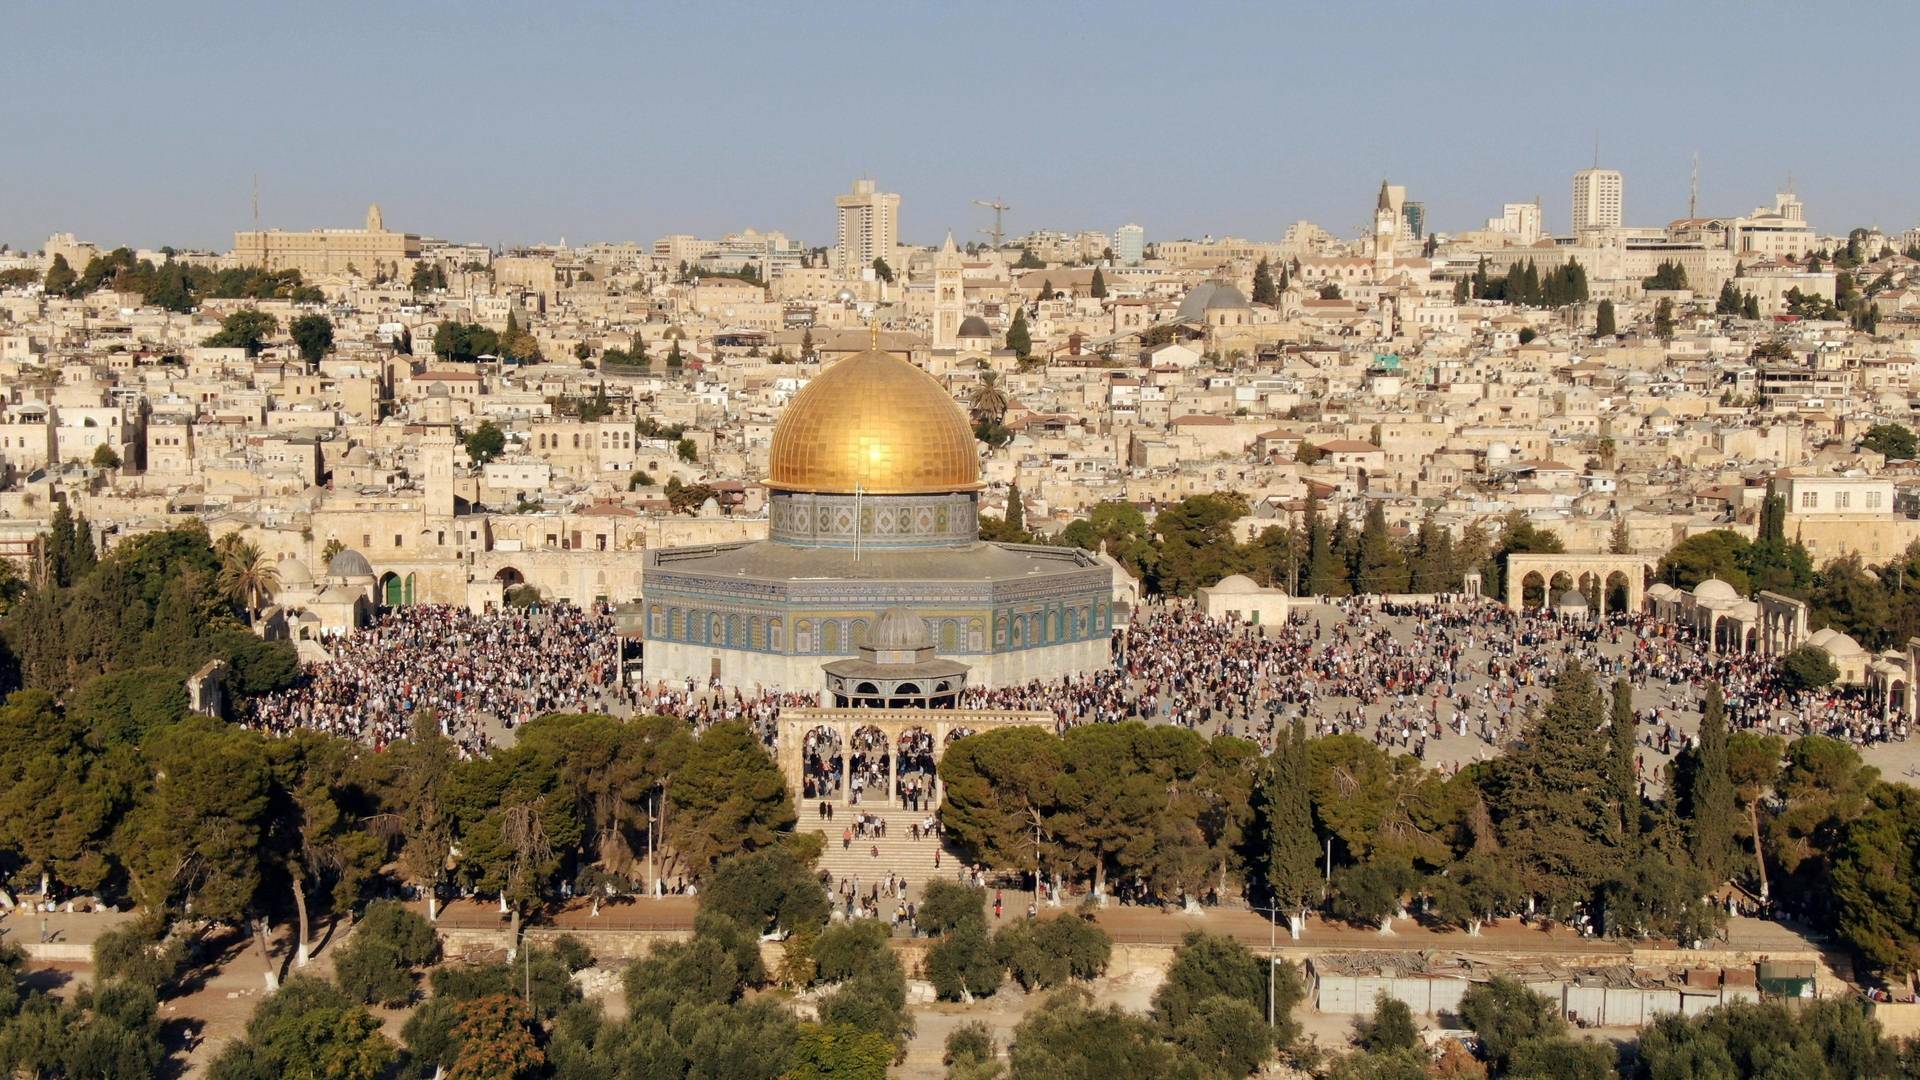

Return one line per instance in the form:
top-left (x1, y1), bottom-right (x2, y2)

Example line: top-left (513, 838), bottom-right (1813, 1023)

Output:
top-left (5, 1), bottom-right (1914, 253)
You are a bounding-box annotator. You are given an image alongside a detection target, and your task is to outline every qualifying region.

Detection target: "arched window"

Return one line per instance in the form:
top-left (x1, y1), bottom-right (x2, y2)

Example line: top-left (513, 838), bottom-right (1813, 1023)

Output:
top-left (771, 618), bottom-right (785, 651)
top-left (649, 605), bottom-right (664, 637)
top-left (852, 619), bottom-right (870, 647)
top-left (823, 621), bottom-right (842, 653)
top-left (968, 618), bottom-right (985, 652)
top-left (940, 620), bottom-right (958, 653)
top-left (726, 613), bottom-right (741, 646)
top-left (709, 613), bottom-right (723, 643)
top-left (669, 608), bottom-right (685, 641)
top-left (750, 616), bottom-right (765, 650)
top-left (795, 620), bottom-right (813, 653)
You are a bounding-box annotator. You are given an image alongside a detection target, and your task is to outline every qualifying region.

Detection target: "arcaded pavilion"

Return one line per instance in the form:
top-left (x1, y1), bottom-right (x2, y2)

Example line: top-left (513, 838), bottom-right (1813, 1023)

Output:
top-left (640, 345), bottom-right (1115, 690)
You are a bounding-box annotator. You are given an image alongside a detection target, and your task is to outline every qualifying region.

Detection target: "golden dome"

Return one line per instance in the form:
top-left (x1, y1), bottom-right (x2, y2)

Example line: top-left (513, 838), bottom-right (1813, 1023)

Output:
top-left (767, 349), bottom-right (982, 495)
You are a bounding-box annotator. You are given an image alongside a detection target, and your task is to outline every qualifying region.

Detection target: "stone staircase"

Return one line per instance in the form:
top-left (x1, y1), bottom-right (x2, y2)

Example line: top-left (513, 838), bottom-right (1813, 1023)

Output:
top-left (799, 804), bottom-right (952, 903)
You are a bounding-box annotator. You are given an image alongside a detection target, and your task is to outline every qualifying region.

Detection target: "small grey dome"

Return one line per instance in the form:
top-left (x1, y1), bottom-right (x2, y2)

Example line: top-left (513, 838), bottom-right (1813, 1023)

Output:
top-left (871, 607), bottom-right (931, 651)
top-left (1176, 280), bottom-right (1251, 321)
top-left (957, 315), bottom-right (991, 339)
top-left (327, 548), bottom-right (374, 578)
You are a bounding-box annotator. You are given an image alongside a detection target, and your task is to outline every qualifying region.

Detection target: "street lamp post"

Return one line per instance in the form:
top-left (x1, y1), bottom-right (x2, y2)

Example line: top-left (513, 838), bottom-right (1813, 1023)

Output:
top-left (1250, 903), bottom-right (1282, 1028)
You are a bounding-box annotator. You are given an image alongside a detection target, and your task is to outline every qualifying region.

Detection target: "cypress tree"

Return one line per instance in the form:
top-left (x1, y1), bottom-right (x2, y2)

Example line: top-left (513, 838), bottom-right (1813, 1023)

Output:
top-left (1354, 502), bottom-right (1408, 594)
top-left (1090, 267), bottom-right (1107, 299)
top-left (1006, 483), bottom-right (1025, 534)
top-left (1608, 679), bottom-right (1639, 849)
top-left (1305, 498), bottom-right (1343, 598)
top-left (1006, 308), bottom-right (1031, 358)
top-left (1251, 258), bottom-right (1277, 305)
top-left (1260, 719), bottom-right (1321, 937)
top-left (1594, 299), bottom-right (1616, 337)
top-left (48, 502), bottom-right (76, 588)
top-left (1742, 294), bottom-right (1760, 320)
top-left (1689, 683), bottom-right (1738, 882)
top-left (71, 512), bottom-right (96, 580)
top-left (1325, 515), bottom-right (1356, 598)
top-left (1490, 663), bottom-right (1614, 916)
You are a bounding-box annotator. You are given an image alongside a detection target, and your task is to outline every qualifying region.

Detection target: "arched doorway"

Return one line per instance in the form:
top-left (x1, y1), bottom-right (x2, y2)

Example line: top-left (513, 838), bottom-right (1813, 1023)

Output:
top-left (1521, 570), bottom-right (1548, 610)
top-left (849, 725), bottom-right (887, 805)
top-left (896, 727), bottom-right (935, 809)
top-left (380, 571), bottom-right (404, 607)
top-left (495, 566), bottom-right (524, 587)
top-left (800, 725), bottom-right (843, 800)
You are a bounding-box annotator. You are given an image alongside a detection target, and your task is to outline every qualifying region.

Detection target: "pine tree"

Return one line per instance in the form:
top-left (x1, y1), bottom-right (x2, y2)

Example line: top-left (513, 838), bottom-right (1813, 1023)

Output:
top-left (1608, 679), bottom-right (1639, 849)
top-left (1594, 299), bottom-right (1616, 337)
top-left (1006, 308), bottom-right (1031, 358)
top-left (1689, 683), bottom-right (1738, 883)
top-left (1251, 258), bottom-right (1277, 305)
top-left (1259, 720), bottom-right (1320, 936)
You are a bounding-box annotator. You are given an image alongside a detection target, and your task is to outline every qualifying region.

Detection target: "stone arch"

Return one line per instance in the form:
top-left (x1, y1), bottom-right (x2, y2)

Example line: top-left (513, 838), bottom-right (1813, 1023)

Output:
top-left (800, 724), bottom-right (844, 800)
top-left (495, 566), bottom-right (524, 586)
top-left (1520, 570), bottom-right (1548, 610)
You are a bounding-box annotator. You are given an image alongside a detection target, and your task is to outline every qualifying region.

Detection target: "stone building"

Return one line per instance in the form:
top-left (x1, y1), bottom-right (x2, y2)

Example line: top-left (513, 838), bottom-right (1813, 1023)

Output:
top-left (641, 345), bottom-right (1114, 689)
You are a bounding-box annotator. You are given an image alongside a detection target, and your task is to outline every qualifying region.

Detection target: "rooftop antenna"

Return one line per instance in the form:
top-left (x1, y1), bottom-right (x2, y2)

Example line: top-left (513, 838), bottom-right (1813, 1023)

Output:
top-left (1593, 134), bottom-right (1600, 169)
top-left (1689, 152), bottom-right (1699, 219)
top-left (973, 197), bottom-right (1012, 250)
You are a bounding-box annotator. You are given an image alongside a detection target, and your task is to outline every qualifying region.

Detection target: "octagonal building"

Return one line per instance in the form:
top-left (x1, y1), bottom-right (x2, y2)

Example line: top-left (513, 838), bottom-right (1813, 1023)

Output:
top-left (641, 346), bottom-right (1114, 690)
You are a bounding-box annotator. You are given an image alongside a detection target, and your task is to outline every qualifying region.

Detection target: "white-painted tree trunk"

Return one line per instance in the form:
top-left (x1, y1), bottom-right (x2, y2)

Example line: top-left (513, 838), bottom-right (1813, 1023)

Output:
top-left (428, 892), bottom-right (438, 922)
top-left (1468, 919), bottom-right (1483, 937)
top-left (253, 919), bottom-right (280, 992)
top-left (1378, 916), bottom-right (1394, 936)
top-left (1288, 912), bottom-right (1305, 940)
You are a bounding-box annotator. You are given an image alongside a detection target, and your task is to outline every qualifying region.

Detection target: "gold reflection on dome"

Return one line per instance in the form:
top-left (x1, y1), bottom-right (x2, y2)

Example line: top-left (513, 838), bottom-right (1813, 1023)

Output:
top-left (766, 349), bottom-right (983, 495)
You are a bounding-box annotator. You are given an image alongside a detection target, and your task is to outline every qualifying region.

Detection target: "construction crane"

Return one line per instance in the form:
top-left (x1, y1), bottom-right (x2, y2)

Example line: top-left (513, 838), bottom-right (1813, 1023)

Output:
top-left (973, 197), bottom-right (1012, 250)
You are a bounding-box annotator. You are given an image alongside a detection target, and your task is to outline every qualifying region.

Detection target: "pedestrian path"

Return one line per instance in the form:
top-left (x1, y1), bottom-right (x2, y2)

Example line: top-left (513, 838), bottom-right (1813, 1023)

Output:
top-left (800, 804), bottom-right (949, 904)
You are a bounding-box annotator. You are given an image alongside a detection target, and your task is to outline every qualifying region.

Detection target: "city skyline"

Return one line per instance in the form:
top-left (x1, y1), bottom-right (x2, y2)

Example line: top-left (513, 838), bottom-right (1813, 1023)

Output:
top-left (5, 1), bottom-right (1918, 252)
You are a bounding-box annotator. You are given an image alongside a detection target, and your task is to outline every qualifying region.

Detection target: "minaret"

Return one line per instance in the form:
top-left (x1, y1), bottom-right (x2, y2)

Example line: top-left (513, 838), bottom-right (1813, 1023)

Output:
top-left (932, 230), bottom-right (964, 349)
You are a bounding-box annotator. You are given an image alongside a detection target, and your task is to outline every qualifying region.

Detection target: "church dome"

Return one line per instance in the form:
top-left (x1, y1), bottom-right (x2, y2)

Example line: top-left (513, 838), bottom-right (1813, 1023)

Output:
top-left (766, 349), bottom-right (981, 495)
top-left (957, 315), bottom-right (992, 339)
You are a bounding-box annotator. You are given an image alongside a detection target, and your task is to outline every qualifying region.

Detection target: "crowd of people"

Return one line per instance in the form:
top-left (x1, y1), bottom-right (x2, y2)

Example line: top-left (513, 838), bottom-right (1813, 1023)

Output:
top-left (242, 603), bottom-right (620, 755)
top-left (239, 588), bottom-right (1908, 790)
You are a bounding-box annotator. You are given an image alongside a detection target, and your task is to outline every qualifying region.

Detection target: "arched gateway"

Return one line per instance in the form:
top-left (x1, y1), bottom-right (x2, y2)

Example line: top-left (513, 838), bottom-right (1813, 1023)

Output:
top-left (1505, 552), bottom-right (1652, 617)
top-left (782, 606), bottom-right (1051, 805)
top-left (778, 707), bottom-right (1050, 807)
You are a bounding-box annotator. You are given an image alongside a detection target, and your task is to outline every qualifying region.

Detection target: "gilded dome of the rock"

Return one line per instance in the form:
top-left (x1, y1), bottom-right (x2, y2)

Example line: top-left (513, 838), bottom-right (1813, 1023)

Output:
top-left (766, 349), bottom-right (982, 495)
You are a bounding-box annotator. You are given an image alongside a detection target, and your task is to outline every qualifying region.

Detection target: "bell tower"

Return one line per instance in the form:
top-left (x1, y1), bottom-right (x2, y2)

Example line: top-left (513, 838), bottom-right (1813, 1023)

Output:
top-left (932, 230), bottom-right (964, 349)
top-left (1372, 180), bottom-right (1397, 274)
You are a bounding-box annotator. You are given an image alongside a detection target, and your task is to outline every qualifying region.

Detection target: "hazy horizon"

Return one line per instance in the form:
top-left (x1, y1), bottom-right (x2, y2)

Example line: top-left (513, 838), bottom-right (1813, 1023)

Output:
top-left (6, 0), bottom-right (1916, 254)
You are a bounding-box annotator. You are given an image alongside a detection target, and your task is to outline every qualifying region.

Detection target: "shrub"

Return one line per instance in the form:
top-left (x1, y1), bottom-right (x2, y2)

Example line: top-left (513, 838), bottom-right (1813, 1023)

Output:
top-left (994, 915), bottom-right (1110, 990)
top-left (92, 914), bottom-right (186, 992)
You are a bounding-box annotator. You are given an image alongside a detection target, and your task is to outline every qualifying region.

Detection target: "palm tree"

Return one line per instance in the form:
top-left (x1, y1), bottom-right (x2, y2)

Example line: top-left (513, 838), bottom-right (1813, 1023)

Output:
top-left (218, 539), bottom-right (281, 619)
top-left (967, 370), bottom-right (1011, 424)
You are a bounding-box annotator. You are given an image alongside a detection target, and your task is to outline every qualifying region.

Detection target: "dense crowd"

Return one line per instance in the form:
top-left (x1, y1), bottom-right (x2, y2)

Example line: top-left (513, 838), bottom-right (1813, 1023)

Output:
top-left (241, 588), bottom-right (1906, 781)
top-left (242, 603), bottom-right (620, 754)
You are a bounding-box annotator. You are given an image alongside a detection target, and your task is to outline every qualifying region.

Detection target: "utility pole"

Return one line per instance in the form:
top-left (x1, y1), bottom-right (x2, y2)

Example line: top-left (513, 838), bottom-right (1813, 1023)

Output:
top-left (973, 198), bottom-right (1012, 251)
top-left (1251, 903), bottom-right (1281, 1028)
